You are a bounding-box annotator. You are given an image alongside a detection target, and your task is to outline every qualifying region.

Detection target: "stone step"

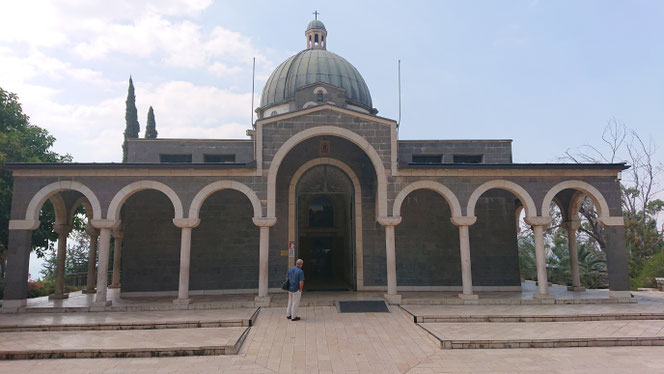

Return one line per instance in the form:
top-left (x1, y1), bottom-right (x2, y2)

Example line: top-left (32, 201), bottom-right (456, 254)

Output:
top-left (0, 326), bottom-right (250, 359)
top-left (419, 320), bottom-right (664, 349)
top-left (401, 302), bottom-right (664, 323)
top-left (0, 308), bottom-right (259, 332)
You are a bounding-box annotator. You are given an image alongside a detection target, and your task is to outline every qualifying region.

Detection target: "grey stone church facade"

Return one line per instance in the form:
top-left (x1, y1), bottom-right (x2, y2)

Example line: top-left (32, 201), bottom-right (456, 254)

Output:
top-left (3, 19), bottom-right (630, 311)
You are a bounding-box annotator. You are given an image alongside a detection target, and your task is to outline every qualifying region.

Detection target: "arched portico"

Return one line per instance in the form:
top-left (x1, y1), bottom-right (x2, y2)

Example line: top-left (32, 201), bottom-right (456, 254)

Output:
top-left (23, 181), bottom-right (102, 225)
top-left (467, 180), bottom-right (537, 218)
top-left (107, 180), bottom-right (184, 220)
top-left (288, 157), bottom-right (365, 289)
top-left (393, 181), bottom-right (462, 218)
top-left (188, 181), bottom-right (262, 219)
top-left (542, 180), bottom-right (611, 221)
top-left (267, 125), bottom-right (388, 218)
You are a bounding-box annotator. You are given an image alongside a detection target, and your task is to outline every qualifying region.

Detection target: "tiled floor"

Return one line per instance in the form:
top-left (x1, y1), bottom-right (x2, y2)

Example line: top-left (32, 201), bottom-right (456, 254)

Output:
top-left (1, 293), bottom-right (664, 373)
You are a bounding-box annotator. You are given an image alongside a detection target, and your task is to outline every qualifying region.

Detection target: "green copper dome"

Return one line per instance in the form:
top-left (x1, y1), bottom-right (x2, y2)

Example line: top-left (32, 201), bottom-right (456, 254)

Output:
top-left (260, 49), bottom-right (374, 112)
top-left (307, 19), bottom-right (326, 30)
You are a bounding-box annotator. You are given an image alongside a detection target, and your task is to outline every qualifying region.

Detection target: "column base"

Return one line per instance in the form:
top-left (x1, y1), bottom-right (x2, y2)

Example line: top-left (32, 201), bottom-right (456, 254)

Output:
top-left (609, 290), bottom-right (632, 299)
top-left (82, 289), bottom-right (96, 294)
top-left (254, 296), bottom-right (271, 307)
top-left (567, 286), bottom-right (586, 292)
top-left (90, 300), bottom-right (112, 311)
top-left (48, 293), bottom-right (69, 300)
top-left (383, 294), bottom-right (402, 305)
top-left (1, 299), bottom-right (26, 313)
top-left (458, 293), bottom-right (479, 302)
top-left (108, 284), bottom-right (121, 289)
top-left (532, 293), bottom-right (556, 301)
top-left (172, 298), bottom-right (192, 305)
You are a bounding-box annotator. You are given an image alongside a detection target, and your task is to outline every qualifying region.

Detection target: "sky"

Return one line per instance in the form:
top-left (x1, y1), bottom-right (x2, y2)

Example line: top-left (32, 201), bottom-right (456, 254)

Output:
top-left (1, 0), bottom-right (663, 166)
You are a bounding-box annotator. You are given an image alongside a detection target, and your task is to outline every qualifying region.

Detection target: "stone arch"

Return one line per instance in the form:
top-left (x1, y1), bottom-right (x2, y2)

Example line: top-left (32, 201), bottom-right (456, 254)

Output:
top-left (313, 86), bottom-right (328, 95)
top-left (267, 125), bottom-right (388, 218)
top-left (25, 181), bottom-right (102, 222)
top-left (107, 181), bottom-right (184, 220)
top-left (393, 181), bottom-right (462, 218)
top-left (48, 193), bottom-right (68, 225)
top-left (467, 180), bottom-right (537, 218)
top-left (189, 181), bottom-right (262, 219)
top-left (542, 180), bottom-right (610, 220)
top-left (68, 196), bottom-right (94, 226)
top-left (288, 157), bottom-right (365, 289)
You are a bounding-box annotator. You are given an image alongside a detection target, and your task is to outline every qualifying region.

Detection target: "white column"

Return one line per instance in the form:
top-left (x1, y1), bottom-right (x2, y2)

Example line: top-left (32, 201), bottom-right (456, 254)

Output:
top-left (253, 217), bottom-right (277, 306)
top-left (91, 219), bottom-right (118, 310)
top-left (173, 218), bottom-right (200, 305)
top-left (109, 230), bottom-right (123, 288)
top-left (564, 221), bottom-right (584, 291)
top-left (83, 227), bottom-right (98, 294)
top-left (50, 224), bottom-right (72, 300)
top-left (451, 216), bottom-right (478, 301)
top-left (379, 216), bottom-right (402, 305)
top-left (525, 216), bottom-right (554, 300)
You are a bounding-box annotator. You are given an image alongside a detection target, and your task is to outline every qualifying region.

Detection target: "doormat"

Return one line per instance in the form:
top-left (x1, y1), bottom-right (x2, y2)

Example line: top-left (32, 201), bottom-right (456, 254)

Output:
top-left (336, 300), bottom-right (390, 313)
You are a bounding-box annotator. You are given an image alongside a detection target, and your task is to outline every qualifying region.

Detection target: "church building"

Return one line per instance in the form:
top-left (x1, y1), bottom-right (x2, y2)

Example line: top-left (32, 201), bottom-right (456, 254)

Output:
top-left (2, 18), bottom-right (631, 311)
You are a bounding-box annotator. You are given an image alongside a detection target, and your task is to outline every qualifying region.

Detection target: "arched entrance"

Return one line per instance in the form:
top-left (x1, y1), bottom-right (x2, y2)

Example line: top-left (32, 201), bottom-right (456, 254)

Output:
top-left (296, 164), bottom-right (355, 291)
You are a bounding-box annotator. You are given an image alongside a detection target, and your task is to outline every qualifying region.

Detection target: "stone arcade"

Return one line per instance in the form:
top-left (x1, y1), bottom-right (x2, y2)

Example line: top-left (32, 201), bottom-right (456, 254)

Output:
top-left (2, 19), bottom-right (631, 311)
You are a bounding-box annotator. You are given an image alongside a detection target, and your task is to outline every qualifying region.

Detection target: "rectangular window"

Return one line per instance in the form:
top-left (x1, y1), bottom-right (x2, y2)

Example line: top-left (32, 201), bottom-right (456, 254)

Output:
top-left (453, 155), bottom-right (483, 164)
top-left (412, 154), bottom-right (442, 164)
top-left (159, 154), bottom-right (192, 163)
top-left (204, 154), bottom-right (236, 163)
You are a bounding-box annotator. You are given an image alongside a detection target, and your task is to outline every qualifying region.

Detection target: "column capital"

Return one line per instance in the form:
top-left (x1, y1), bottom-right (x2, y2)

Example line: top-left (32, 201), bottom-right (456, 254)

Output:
top-left (53, 224), bottom-right (73, 235)
top-left (562, 220), bottom-right (581, 231)
top-left (599, 216), bottom-right (625, 226)
top-left (173, 218), bottom-right (201, 229)
top-left (253, 217), bottom-right (277, 227)
top-left (451, 216), bottom-right (477, 226)
top-left (8, 219), bottom-right (40, 231)
top-left (112, 229), bottom-right (124, 239)
top-left (91, 219), bottom-right (121, 230)
top-left (377, 216), bottom-right (401, 227)
top-left (85, 227), bottom-right (99, 237)
top-left (524, 216), bottom-right (551, 227)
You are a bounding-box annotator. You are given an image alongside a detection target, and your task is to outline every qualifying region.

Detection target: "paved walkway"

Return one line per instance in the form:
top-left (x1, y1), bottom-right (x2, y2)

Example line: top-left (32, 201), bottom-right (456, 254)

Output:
top-left (1, 299), bottom-right (664, 373)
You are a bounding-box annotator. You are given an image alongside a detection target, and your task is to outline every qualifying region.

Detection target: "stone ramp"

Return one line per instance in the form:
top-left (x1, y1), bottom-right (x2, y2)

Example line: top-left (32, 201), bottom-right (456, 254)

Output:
top-left (401, 302), bottom-right (664, 323)
top-left (0, 308), bottom-right (260, 332)
top-left (0, 326), bottom-right (250, 359)
top-left (419, 320), bottom-right (664, 349)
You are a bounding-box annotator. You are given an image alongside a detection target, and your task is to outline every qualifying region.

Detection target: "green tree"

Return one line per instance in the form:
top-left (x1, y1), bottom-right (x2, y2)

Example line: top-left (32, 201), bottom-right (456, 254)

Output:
top-left (0, 87), bottom-right (71, 278)
top-left (144, 106), bottom-right (157, 139)
top-left (122, 76), bottom-right (140, 162)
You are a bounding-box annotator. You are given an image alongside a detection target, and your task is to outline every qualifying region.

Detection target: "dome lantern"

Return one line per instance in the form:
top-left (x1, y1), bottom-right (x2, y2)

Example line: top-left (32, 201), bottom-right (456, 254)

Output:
top-left (306, 11), bottom-right (327, 50)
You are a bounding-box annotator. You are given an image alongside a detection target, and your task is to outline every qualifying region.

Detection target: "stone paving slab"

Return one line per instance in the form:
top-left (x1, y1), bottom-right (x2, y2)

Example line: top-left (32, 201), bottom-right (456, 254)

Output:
top-left (0, 326), bottom-right (250, 359)
top-left (420, 320), bottom-right (664, 349)
top-left (402, 299), bottom-right (664, 323)
top-left (0, 308), bottom-right (259, 332)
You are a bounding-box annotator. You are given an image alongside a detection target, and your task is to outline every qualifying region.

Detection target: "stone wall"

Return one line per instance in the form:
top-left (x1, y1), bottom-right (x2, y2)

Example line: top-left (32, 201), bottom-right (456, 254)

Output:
top-left (398, 140), bottom-right (512, 165)
top-left (127, 139), bottom-right (254, 163)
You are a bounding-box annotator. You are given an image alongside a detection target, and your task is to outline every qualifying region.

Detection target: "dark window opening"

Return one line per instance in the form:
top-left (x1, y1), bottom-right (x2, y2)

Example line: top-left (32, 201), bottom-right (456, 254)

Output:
top-left (453, 155), bottom-right (483, 164)
top-left (309, 197), bottom-right (333, 228)
top-left (204, 154), bottom-right (236, 163)
top-left (316, 92), bottom-right (324, 101)
top-left (160, 154), bottom-right (192, 163)
top-left (314, 34), bottom-right (319, 43)
top-left (412, 154), bottom-right (442, 164)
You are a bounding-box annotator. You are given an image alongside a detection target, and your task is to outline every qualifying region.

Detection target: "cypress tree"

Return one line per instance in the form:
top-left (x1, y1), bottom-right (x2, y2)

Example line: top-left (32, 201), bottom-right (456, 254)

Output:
top-left (122, 76), bottom-right (140, 162)
top-left (144, 106), bottom-right (158, 138)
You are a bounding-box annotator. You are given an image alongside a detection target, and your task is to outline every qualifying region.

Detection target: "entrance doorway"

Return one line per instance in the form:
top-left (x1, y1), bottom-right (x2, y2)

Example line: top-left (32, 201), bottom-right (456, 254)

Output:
top-left (296, 165), bottom-right (355, 291)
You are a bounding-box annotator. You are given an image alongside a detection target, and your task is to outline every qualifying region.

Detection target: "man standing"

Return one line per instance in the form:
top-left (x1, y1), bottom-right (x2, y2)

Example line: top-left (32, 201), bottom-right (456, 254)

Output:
top-left (286, 258), bottom-right (305, 321)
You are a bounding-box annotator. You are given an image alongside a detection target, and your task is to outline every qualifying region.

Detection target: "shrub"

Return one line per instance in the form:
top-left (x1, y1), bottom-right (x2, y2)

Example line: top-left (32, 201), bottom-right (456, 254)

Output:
top-left (632, 251), bottom-right (664, 289)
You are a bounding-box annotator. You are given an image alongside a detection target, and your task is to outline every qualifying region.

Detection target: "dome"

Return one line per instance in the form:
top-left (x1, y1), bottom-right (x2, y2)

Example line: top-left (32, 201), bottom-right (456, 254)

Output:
top-left (307, 19), bottom-right (326, 31)
top-left (259, 20), bottom-right (374, 114)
